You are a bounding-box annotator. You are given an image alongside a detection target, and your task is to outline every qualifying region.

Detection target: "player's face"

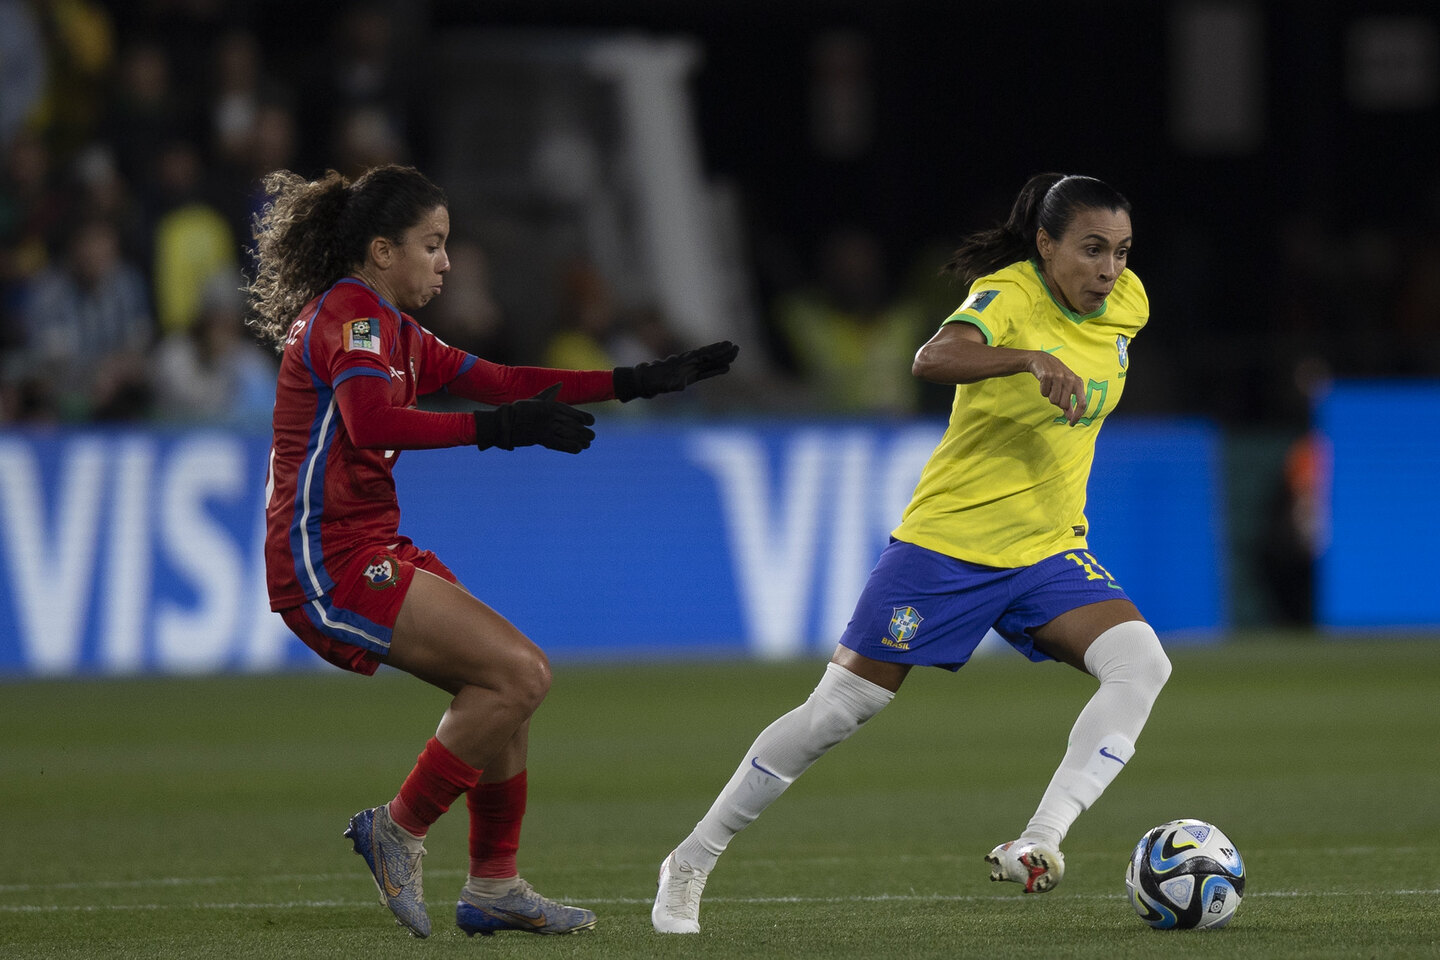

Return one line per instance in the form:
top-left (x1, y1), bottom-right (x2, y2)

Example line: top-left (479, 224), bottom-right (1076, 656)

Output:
top-left (386, 205), bottom-right (451, 311)
top-left (1036, 207), bottom-right (1132, 315)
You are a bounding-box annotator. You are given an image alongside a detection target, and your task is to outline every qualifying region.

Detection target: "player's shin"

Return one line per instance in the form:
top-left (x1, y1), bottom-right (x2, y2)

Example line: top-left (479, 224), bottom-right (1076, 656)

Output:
top-left (675, 662), bottom-right (894, 872)
top-left (1023, 620), bottom-right (1171, 847)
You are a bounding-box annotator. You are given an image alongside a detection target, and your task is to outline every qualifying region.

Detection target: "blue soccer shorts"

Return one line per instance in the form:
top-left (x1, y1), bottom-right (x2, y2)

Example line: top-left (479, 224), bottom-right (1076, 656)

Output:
top-left (838, 538), bottom-right (1134, 671)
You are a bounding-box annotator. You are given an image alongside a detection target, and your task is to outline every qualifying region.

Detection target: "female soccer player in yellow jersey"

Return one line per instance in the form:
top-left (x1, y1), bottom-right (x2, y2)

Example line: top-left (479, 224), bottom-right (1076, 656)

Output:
top-left (653, 172), bottom-right (1172, 933)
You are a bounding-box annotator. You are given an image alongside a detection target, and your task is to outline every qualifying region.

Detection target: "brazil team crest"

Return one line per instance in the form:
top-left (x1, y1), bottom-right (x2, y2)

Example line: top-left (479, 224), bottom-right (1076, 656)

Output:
top-left (886, 606), bottom-right (924, 650)
top-left (1116, 335), bottom-right (1130, 369)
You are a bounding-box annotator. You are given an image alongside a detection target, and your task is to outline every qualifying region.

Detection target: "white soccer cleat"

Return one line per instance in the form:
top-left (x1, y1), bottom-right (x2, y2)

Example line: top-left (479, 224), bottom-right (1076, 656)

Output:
top-left (986, 840), bottom-right (1065, 894)
top-left (651, 852), bottom-right (708, 933)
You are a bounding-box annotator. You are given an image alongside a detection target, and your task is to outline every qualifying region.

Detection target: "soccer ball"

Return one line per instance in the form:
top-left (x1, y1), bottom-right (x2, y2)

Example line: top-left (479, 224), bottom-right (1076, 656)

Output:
top-left (1125, 819), bottom-right (1245, 930)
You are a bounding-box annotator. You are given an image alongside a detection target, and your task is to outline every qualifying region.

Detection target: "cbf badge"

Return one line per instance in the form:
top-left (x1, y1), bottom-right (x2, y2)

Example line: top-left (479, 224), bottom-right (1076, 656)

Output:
top-left (885, 606), bottom-right (924, 650)
top-left (363, 554), bottom-right (400, 589)
top-left (1116, 334), bottom-right (1130, 369)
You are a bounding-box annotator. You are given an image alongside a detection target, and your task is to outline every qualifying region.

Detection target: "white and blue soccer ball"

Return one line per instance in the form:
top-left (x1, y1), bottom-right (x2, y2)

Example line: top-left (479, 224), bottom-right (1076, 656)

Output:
top-left (1125, 818), bottom-right (1245, 930)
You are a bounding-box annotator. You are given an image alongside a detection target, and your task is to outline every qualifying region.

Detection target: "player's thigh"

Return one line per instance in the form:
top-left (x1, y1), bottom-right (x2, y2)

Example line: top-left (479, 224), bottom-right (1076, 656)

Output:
top-left (1029, 598), bottom-right (1145, 671)
top-left (386, 568), bottom-right (550, 696)
top-left (837, 538), bottom-right (1015, 673)
top-left (830, 643), bottom-right (912, 693)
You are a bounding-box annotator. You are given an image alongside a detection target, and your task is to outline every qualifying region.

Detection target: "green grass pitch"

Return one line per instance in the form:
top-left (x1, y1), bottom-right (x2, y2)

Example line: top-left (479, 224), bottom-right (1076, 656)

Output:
top-left (2, 636), bottom-right (1438, 959)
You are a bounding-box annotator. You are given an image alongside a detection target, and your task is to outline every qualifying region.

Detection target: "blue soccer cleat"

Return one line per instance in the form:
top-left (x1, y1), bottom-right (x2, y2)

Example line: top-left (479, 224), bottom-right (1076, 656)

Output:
top-left (456, 878), bottom-right (597, 936)
top-left (343, 805), bottom-right (431, 938)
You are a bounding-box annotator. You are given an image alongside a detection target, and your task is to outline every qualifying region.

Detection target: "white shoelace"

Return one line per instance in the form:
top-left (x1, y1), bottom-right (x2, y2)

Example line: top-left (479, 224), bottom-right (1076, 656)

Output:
top-left (665, 863), bottom-right (706, 918)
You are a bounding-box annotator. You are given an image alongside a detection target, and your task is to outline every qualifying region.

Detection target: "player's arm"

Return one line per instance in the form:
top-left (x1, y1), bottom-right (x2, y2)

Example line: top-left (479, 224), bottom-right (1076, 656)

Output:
top-left (339, 370), bottom-right (595, 455)
top-left (444, 341), bottom-right (739, 406)
top-left (336, 371), bottom-right (476, 449)
top-left (445, 358), bottom-right (617, 406)
top-left (912, 321), bottom-right (1087, 424)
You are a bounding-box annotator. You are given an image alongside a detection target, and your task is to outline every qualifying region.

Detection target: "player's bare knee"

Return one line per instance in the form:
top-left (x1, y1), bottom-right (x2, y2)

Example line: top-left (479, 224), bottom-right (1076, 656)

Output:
top-left (521, 647), bottom-right (553, 709)
top-left (496, 645), bottom-right (551, 715)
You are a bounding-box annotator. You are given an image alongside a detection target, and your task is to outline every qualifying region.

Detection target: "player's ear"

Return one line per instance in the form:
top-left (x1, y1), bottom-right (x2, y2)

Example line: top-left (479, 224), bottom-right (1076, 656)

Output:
top-left (1035, 228), bottom-right (1055, 260)
top-left (367, 235), bottom-right (393, 269)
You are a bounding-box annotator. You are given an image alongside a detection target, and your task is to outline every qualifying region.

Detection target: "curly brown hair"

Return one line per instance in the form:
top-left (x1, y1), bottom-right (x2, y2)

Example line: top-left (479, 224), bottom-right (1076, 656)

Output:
top-left (246, 165), bottom-right (448, 349)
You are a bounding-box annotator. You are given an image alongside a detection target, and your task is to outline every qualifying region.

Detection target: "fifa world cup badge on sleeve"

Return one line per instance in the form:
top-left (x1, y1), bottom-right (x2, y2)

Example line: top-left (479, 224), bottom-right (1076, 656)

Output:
top-left (959, 289), bottom-right (1000, 313)
top-left (344, 318), bottom-right (382, 354)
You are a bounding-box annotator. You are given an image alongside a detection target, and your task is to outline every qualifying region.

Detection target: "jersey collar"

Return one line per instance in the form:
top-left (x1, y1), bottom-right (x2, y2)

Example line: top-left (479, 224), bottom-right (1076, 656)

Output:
top-left (335, 276), bottom-right (403, 322)
top-left (1027, 259), bottom-right (1109, 323)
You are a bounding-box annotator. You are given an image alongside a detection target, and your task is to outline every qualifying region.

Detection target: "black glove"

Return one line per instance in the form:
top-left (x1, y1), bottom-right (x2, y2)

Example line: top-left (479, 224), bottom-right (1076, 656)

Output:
top-left (474, 384), bottom-right (596, 454)
top-left (613, 340), bottom-right (739, 402)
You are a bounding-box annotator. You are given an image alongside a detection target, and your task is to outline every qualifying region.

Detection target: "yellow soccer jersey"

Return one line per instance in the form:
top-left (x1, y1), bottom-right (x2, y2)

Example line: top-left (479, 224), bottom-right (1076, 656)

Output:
top-left (892, 259), bottom-right (1148, 568)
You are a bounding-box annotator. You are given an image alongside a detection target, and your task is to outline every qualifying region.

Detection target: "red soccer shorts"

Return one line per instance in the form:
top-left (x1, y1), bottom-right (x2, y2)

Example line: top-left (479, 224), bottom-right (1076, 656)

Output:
top-left (279, 542), bottom-right (458, 675)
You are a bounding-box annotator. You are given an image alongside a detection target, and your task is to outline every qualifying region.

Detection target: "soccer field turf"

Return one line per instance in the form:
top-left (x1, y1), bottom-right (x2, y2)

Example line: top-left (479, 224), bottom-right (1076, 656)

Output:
top-left (2, 637), bottom-right (1438, 959)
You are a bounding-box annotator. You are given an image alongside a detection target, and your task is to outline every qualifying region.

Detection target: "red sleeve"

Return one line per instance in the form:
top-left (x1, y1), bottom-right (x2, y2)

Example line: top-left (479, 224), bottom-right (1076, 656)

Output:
top-left (336, 374), bottom-right (477, 449)
top-left (413, 320), bottom-right (477, 394)
top-left (445, 358), bottom-right (617, 405)
top-left (311, 306), bottom-right (392, 387)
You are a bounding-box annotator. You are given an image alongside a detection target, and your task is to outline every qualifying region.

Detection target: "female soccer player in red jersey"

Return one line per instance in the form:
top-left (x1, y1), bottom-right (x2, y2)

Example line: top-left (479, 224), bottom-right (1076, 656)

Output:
top-left (247, 164), bottom-right (736, 938)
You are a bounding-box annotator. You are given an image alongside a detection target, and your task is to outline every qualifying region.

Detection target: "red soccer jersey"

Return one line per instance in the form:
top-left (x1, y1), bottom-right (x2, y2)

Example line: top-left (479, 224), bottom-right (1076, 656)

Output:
top-left (263, 278), bottom-right (612, 610)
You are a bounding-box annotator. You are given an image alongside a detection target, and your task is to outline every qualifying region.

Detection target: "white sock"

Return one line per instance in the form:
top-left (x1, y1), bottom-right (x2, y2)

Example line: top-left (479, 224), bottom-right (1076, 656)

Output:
top-left (1022, 620), bottom-right (1171, 848)
top-left (673, 662), bottom-right (894, 873)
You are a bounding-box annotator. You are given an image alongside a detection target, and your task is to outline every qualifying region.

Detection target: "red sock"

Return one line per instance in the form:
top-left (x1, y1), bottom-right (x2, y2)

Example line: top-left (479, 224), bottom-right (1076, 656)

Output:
top-left (389, 737), bottom-right (482, 837)
top-left (468, 770), bottom-right (527, 878)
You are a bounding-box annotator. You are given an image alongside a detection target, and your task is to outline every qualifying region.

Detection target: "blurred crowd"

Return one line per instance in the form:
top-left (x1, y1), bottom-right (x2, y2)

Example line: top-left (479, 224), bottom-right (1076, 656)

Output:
top-left (4, 1), bottom-right (1438, 433)
top-left (0, 0), bottom-right (985, 427)
top-left (0, 0), bottom-right (435, 425)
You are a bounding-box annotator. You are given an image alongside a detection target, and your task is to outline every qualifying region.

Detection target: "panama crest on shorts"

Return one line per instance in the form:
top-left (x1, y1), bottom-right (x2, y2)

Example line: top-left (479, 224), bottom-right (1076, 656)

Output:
top-left (363, 553), bottom-right (400, 590)
top-left (884, 606), bottom-right (924, 651)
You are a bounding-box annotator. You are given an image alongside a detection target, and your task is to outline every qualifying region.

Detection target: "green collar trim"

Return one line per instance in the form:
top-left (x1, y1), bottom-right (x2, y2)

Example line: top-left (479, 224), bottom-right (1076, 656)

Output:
top-left (1027, 259), bottom-right (1108, 323)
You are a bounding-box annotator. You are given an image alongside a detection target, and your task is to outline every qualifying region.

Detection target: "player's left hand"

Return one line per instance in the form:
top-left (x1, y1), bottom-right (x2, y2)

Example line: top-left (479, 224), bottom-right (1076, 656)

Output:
top-left (613, 340), bottom-right (740, 401)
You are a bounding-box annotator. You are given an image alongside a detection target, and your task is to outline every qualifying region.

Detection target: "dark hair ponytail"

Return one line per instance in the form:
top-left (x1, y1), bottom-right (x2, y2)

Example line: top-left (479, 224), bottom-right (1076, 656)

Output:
top-left (943, 172), bottom-right (1131, 287)
top-left (246, 164), bottom-right (448, 349)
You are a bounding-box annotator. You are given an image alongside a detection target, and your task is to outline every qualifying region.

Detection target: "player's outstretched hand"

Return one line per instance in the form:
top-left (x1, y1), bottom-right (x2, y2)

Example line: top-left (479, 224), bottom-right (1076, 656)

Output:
top-left (475, 384), bottom-right (596, 454)
top-left (613, 340), bottom-right (740, 401)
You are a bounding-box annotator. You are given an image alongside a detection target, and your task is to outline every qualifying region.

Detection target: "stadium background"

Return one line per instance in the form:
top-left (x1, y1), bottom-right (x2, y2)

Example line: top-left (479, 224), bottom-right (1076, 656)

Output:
top-left (4, 6), bottom-right (1440, 959)
top-left (2, 0), bottom-right (1439, 677)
